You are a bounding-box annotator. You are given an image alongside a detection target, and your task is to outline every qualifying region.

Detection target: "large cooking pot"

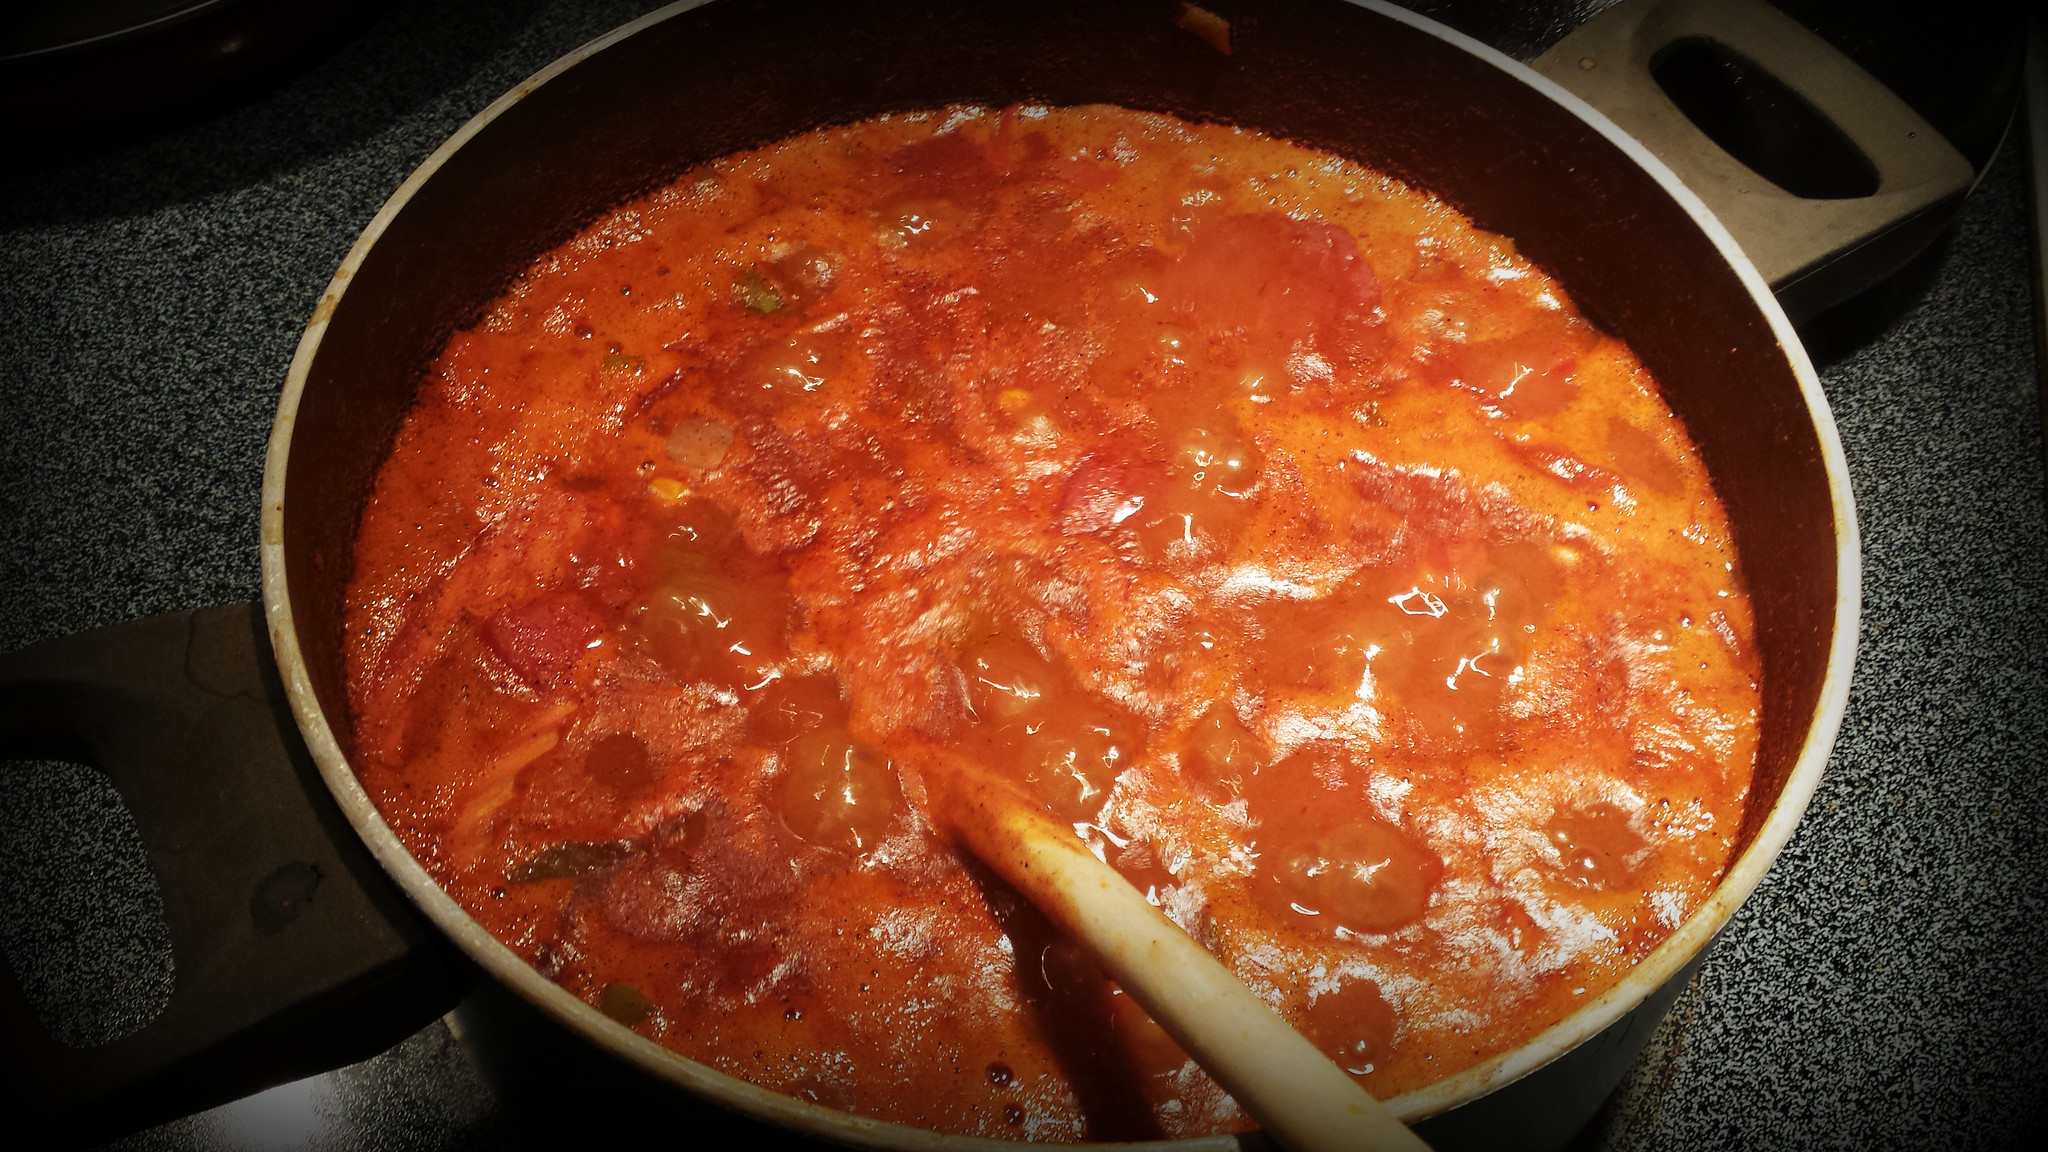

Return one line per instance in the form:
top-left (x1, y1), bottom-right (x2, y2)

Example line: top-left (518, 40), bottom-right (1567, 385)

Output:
top-left (3, 0), bottom-right (1893, 1146)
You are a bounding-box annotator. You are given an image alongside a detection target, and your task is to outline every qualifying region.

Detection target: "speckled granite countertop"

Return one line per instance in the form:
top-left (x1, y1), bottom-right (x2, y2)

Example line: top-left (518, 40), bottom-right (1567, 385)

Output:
top-left (1, 2), bottom-right (2042, 1149)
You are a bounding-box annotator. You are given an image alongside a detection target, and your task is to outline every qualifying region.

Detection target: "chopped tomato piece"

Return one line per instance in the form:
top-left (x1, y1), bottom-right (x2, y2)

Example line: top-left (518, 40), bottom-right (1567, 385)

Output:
top-left (480, 593), bottom-right (601, 688)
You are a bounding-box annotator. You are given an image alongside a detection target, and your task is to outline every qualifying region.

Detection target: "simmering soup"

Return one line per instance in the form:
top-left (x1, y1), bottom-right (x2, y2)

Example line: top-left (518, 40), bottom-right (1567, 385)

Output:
top-left (345, 104), bottom-right (1757, 1141)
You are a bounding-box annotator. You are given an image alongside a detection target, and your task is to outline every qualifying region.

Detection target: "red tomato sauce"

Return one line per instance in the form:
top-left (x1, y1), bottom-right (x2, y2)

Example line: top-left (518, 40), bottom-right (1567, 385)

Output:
top-left (345, 105), bottom-right (1758, 1140)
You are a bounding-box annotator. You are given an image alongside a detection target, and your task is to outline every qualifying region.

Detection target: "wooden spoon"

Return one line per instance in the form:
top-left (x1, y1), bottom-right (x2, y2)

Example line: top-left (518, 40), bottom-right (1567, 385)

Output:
top-left (929, 765), bottom-right (1434, 1152)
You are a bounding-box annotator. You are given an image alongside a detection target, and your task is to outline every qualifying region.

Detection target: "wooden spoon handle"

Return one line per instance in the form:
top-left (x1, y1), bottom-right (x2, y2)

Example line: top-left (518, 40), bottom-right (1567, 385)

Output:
top-left (935, 771), bottom-right (1433, 1152)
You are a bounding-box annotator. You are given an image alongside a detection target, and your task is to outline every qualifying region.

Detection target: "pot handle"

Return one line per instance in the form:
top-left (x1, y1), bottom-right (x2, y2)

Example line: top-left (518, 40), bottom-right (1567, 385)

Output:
top-left (0, 603), bottom-right (476, 1147)
top-left (1531, 0), bottom-right (1974, 322)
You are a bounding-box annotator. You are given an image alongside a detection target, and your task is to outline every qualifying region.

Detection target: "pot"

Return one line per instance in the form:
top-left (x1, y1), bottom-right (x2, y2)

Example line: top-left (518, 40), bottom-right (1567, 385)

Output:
top-left (0, 0), bottom-right (391, 144)
top-left (3, 0), bottom-right (1894, 1146)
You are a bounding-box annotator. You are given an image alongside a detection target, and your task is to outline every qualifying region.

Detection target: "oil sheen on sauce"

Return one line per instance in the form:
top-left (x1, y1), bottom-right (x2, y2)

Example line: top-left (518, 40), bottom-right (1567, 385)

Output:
top-left (345, 105), bottom-right (1760, 1141)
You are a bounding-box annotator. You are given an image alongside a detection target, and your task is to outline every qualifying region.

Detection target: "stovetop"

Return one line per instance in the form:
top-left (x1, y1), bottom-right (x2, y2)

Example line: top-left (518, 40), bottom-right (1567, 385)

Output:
top-left (1, 2), bottom-right (2043, 1148)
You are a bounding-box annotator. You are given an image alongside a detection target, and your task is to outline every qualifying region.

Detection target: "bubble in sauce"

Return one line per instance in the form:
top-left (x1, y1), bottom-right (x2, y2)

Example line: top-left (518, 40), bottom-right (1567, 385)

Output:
top-left (1255, 817), bottom-right (1442, 934)
top-left (738, 332), bottom-right (845, 402)
top-left (1056, 456), bottom-right (1166, 538)
top-left (775, 729), bottom-right (901, 854)
top-left (1545, 801), bottom-right (1649, 889)
top-left (1133, 421), bottom-right (1263, 560)
top-left (750, 674), bottom-right (845, 742)
top-left (1244, 750), bottom-right (1442, 934)
top-left (877, 197), bottom-right (969, 249)
top-left (1054, 428), bottom-right (1260, 563)
top-left (633, 502), bottom-right (792, 689)
top-left (771, 244), bottom-right (837, 301)
top-left (667, 419), bottom-right (736, 471)
top-left (637, 572), bottom-right (787, 688)
top-left (1180, 701), bottom-right (1265, 800)
top-left (1172, 421), bottom-right (1262, 498)
top-left (1357, 538), bottom-right (1567, 751)
top-left (1302, 976), bottom-right (1397, 1077)
top-left (1422, 318), bottom-right (1587, 419)
top-left (959, 629), bottom-right (1139, 823)
top-left (963, 632), bottom-right (1057, 723)
top-left (1023, 704), bottom-right (1135, 825)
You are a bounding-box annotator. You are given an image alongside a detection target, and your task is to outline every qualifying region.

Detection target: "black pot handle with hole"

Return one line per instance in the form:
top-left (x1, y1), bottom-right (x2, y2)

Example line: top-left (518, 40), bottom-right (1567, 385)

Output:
top-left (0, 603), bottom-right (475, 1148)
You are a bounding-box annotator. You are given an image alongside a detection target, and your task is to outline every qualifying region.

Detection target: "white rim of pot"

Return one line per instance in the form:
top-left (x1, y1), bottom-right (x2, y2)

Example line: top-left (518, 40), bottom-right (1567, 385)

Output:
top-left (259, 1), bottom-right (1860, 1146)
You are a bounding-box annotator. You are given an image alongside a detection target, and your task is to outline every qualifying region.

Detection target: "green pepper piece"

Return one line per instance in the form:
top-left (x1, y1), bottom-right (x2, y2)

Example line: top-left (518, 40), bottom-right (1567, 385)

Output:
top-left (733, 269), bottom-right (784, 314)
top-left (599, 983), bottom-right (656, 1025)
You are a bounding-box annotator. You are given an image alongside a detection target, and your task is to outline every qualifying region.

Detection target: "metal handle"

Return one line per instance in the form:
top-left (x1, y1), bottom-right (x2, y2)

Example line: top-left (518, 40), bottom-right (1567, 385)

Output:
top-left (0, 603), bottom-right (475, 1147)
top-left (1533, 0), bottom-right (1974, 322)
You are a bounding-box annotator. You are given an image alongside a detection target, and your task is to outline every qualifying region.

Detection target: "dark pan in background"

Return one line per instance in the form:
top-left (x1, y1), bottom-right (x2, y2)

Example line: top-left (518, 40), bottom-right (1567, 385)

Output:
top-left (1, 0), bottom-right (389, 145)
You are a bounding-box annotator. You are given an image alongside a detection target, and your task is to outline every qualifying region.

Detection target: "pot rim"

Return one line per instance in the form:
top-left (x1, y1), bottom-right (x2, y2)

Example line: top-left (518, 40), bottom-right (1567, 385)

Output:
top-left (258, 1), bottom-right (1860, 1145)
